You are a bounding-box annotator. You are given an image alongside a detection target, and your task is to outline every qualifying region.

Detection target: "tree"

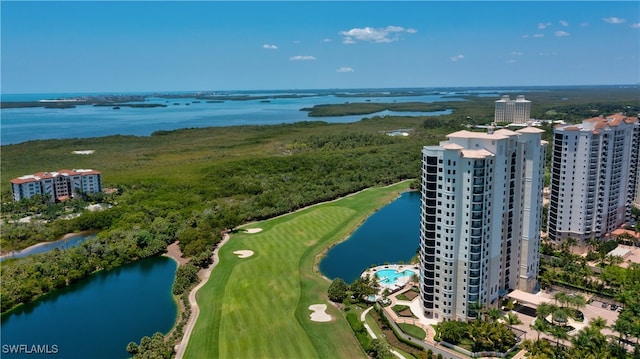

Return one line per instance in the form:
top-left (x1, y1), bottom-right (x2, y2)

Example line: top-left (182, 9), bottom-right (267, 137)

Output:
top-left (536, 302), bottom-right (555, 320)
top-left (127, 332), bottom-right (172, 359)
top-left (487, 307), bottom-right (502, 322)
top-left (350, 277), bottom-right (377, 300)
top-left (530, 318), bottom-right (548, 340)
top-left (568, 293), bottom-right (587, 312)
top-left (549, 324), bottom-right (569, 349)
top-left (469, 300), bottom-right (484, 319)
top-left (370, 339), bottom-right (391, 359)
top-left (172, 264), bottom-right (199, 295)
top-left (505, 312), bottom-right (522, 326)
top-left (553, 291), bottom-right (570, 308)
top-left (327, 278), bottom-right (348, 303)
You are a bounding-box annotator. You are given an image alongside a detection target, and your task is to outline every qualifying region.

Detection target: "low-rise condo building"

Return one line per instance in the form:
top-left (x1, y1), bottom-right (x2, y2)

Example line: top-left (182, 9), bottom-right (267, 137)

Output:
top-left (11, 169), bottom-right (103, 202)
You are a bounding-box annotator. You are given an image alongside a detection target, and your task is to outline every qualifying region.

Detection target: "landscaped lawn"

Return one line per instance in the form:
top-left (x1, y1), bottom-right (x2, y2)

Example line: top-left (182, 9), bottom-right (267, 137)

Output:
top-left (398, 323), bottom-right (427, 340)
top-left (184, 181), bottom-right (411, 358)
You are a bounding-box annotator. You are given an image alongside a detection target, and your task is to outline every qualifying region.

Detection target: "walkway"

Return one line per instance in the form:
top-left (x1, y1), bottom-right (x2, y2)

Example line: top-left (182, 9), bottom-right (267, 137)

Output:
top-left (174, 233), bottom-right (231, 359)
top-left (360, 306), bottom-right (407, 359)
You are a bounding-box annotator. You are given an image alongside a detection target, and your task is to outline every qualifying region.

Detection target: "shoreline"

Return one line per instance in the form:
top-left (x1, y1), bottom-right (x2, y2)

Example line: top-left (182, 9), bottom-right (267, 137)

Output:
top-left (0, 230), bottom-right (98, 259)
top-left (163, 241), bottom-right (189, 265)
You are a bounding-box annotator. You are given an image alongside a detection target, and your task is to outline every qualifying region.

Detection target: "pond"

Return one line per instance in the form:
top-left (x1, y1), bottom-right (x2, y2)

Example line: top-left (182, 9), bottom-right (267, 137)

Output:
top-left (319, 191), bottom-right (421, 283)
top-left (0, 232), bottom-right (98, 262)
top-left (1, 256), bottom-right (177, 359)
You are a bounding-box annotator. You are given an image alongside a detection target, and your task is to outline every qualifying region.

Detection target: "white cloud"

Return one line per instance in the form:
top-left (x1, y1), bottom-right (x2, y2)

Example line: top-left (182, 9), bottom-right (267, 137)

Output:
top-left (522, 34), bottom-right (530, 38)
top-left (506, 59), bottom-right (517, 64)
top-left (322, 38), bottom-right (332, 43)
top-left (559, 20), bottom-right (569, 27)
top-left (450, 54), bottom-right (464, 62)
top-left (603, 17), bottom-right (626, 24)
top-left (631, 23), bottom-right (640, 28)
top-left (511, 51), bottom-right (523, 56)
top-left (289, 55), bottom-right (316, 61)
top-left (537, 22), bottom-right (552, 29)
top-left (339, 25), bottom-right (415, 44)
top-left (293, 40), bottom-right (301, 44)
top-left (262, 44), bottom-right (278, 50)
top-left (533, 34), bottom-right (544, 38)
top-left (336, 67), bottom-right (354, 73)
top-left (554, 31), bottom-right (570, 37)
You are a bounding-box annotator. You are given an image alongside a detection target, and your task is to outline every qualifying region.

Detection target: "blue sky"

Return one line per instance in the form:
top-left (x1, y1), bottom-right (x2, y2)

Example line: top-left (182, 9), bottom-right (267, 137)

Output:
top-left (2, 1), bottom-right (639, 93)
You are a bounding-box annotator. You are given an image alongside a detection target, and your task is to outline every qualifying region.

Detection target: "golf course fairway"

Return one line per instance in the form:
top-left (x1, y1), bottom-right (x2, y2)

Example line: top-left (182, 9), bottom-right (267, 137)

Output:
top-left (184, 180), bottom-right (412, 358)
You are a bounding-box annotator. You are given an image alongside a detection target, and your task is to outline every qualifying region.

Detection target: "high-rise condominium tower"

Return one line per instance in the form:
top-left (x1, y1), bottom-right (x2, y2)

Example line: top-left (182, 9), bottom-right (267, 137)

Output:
top-left (495, 95), bottom-right (531, 125)
top-left (419, 126), bottom-right (546, 321)
top-left (547, 114), bottom-right (640, 243)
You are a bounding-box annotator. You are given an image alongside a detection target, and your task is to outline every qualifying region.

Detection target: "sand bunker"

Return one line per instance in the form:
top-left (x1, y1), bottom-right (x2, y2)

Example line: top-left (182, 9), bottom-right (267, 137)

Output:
top-left (308, 304), bottom-right (331, 322)
top-left (245, 228), bottom-right (263, 234)
top-left (233, 250), bottom-right (254, 258)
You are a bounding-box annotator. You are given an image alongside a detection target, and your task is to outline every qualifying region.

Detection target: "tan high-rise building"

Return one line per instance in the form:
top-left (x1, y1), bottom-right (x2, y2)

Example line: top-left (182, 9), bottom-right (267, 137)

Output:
top-left (494, 95), bottom-right (531, 124)
top-left (547, 114), bottom-right (640, 243)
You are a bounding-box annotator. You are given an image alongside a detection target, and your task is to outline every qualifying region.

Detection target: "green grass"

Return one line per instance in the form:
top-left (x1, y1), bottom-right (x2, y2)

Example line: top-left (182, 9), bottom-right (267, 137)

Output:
top-left (397, 323), bottom-right (427, 340)
top-left (184, 181), bottom-right (411, 359)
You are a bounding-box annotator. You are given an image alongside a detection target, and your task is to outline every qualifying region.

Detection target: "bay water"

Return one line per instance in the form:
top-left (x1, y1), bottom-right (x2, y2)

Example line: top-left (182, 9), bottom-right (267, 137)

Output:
top-left (1, 91), bottom-right (459, 145)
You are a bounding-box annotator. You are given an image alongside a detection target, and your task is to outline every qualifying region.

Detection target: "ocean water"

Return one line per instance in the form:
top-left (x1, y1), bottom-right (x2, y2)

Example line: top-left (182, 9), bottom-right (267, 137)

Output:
top-left (0, 90), bottom-right (467, 145)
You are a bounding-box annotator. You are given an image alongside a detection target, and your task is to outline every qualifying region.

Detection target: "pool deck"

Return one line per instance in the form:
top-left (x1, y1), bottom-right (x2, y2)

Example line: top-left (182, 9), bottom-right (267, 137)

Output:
top-left (361, 264), bottom-right (419, 295)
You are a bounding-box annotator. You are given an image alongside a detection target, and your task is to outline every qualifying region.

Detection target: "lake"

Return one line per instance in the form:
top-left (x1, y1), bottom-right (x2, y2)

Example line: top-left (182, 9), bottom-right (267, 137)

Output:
top-left (319, 191), bottom-right (421, 283)
top-left (0, 91), bottom-right (461, 145)
top-left (0, 256), bottom-right (177, 359)
top-left (0, 232), bottom-right (98, 263)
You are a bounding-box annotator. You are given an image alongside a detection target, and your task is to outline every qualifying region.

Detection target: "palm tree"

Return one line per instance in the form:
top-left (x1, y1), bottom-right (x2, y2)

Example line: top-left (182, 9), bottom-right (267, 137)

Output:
top-left (553, 291), bottom-right (570, 308)
top-left (487, 307), bottom-right (502, 322)
top-left (549, 324), bottom-right (569, 350)
top-left (505, 312), bottom-right (522, 327)
top-left (469, 300), bottom-right (484, 319)
top-left (588, 316), bottom-right (607, 331)
top-left (568, 294), bottom-right (587, 319)
top-left (536, 302), bottom-right (555, 320)
top-left (530, 318), bottom-right (548, 340)
top-left (552, 307), bottom-right (568, 326)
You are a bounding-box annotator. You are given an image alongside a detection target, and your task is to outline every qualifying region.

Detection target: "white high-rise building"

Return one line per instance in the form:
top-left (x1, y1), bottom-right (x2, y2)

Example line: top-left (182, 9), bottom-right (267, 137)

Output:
top-left (419, 126), bottom-right (546, 321)
top-left (495, 95), bottom-right (531, 124)
top-left (547, 114), bottom-right (640, 243)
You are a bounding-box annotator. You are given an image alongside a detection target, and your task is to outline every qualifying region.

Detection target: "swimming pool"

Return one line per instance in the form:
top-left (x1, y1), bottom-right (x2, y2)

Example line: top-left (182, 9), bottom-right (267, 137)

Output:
top-left (375, 269), bottom-right (416, 286)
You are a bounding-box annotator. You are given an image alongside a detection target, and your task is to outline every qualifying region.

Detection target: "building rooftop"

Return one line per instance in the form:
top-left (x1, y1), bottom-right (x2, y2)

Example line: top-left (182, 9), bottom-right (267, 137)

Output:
top-left (461, 149), bottom-right (495, 158)
top-left (11, 169), bottom-right (101, 185)
top-left (560, 113), bottom-right (638, 133)
top-left (516, 126), bottom-right (545, 134)
top-left (447, 130), bottom-right (511, 140)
